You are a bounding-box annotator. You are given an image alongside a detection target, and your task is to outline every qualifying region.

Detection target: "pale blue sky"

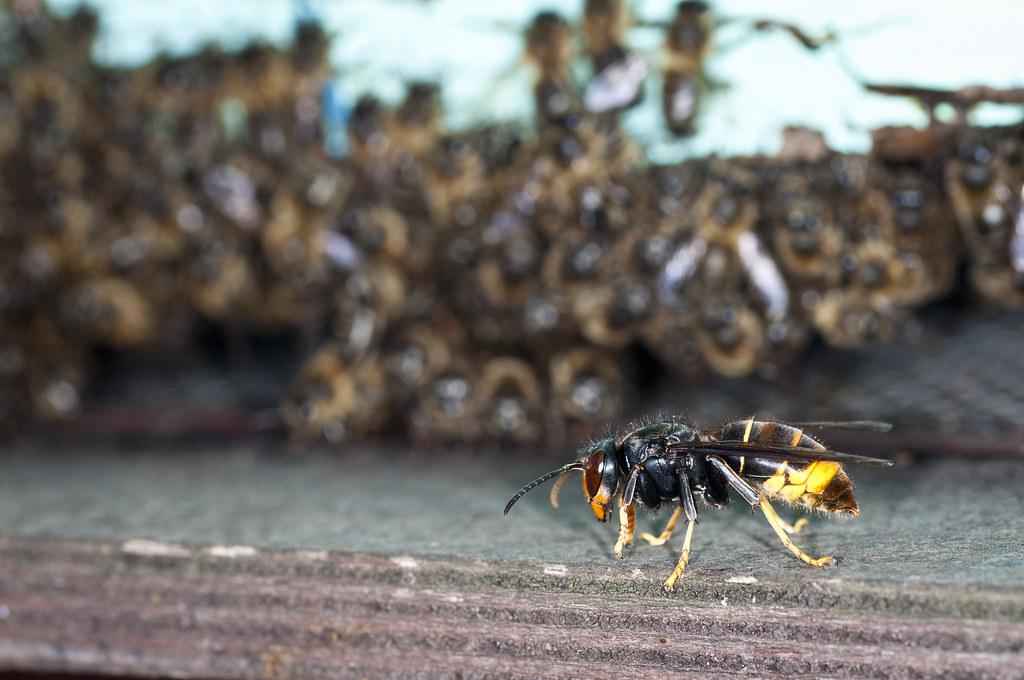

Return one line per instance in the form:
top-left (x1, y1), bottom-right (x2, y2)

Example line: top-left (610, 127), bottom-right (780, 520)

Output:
top-left (48, 0), bottom-right (1024, 158)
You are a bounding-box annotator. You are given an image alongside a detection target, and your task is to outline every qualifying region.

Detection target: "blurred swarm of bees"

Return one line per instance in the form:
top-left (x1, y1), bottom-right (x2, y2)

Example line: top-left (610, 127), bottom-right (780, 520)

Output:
top-left (1, 1), bottom-right (1022, 445)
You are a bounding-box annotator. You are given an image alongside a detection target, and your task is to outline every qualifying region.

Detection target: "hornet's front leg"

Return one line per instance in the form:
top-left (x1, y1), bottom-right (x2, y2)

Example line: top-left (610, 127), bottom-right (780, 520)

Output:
top-left (613, 500), bottom-right (636, 558)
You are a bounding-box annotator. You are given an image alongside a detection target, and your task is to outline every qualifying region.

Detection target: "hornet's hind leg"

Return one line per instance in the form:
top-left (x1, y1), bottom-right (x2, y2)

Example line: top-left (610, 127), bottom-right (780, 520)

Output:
top-left (707, 456), bottom-right (833, 568)
top-left (759, 498), bottom-right (831, 566)
top-left (778, 515), bottom-right (809, 535)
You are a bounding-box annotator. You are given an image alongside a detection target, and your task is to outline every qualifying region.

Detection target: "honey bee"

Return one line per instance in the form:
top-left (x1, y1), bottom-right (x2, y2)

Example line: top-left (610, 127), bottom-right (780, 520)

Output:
top-left (283, 346), bottom-right (391, 445)
top-left (383, 320), bottom-right (463, 404)
top-left (186, 232), bottom-right (260, 324)
top-left (945, 131), bottom-right (1024, 304)
top-left (392, 81), bottom-right (444, 160)
top-left (697, 297), bottom-right (766, 378)
top-left (812, 289), bottom-right (897, 349)
top-left (289, 20), bottom-right (332, 99)
top-left (524, 11), bottom-right (580, 130)
top-left (347, 94), bottom-right (390, 176)
top-left (410, 357), bottom-right (483, 444)
top-left (423, 135), bottom-right (487, 227)
top-left (520, 289), bottom-right (577, 357)
top-left (505, 418), bottom-right (891, 591)
top-left (346, 82), bottom-right (445, 202)
top-left (656, 1), bottom-right (714, 137)
top-left (768, 168), bottom-right (845, 288)
top-left (335, 203), bottom-right (411, 267)
top-left (581, 0), bottom-right (646, 117)
top-left (870, 166), bottom-right (957, 305)
top-left (642, 3), bottom-right (844, 138)
top-left (478, 356), bottom-right (546, 444)
top-left (548, 346), bottom-right (625, 428)
top-left (543, 226), bottom-right (615, 296)
top-left (573, 276), bottom-right (656, 349)
top-left (228, 42), bottom-right (295, 111)
top-left (57, 276), bottom-right (155, 348)
top-left (331, 262), bottom-right (407, 360)
top-left (475, 227), bottom-right (546, 312)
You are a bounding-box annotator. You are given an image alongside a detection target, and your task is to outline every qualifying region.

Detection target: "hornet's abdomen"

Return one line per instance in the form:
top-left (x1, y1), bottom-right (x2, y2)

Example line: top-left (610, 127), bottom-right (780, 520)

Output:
top-left (721, 419), bottom-right (859, 515)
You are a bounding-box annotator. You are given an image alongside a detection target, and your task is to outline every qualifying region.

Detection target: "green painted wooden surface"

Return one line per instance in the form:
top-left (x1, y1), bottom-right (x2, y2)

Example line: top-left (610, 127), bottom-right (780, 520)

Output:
top-left (1, 442), bottom-right (1021, 591)
top-left (1, 441), bottom-right (1023, 678)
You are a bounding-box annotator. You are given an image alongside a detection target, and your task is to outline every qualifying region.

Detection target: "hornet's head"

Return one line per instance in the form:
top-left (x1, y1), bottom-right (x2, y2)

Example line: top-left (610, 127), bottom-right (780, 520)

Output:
top-left (503, 437), bottom-right (620, 522)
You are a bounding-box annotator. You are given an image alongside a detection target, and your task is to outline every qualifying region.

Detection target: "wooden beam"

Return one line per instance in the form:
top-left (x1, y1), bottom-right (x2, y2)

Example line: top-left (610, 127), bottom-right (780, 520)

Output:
top-left (0, 445), bottom-right (1022, 676)
top-left (1, 537), bottom-right (1022, 678)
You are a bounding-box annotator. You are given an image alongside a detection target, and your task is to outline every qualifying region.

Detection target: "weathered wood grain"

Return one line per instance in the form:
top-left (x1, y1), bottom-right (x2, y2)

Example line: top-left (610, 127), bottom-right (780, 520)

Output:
top-left (0, 445), bottom-right (1022, 678)
top-left (1, 537), bottom-right (1022, 679)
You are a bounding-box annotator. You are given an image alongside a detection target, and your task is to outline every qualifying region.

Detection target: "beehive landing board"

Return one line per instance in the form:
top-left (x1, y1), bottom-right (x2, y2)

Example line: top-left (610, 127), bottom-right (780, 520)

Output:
top-left (0, 443), bottom-right (1022, 678)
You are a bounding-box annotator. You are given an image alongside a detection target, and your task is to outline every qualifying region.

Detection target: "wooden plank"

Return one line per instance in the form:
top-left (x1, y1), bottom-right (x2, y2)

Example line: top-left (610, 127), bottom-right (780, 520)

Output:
top-left (0, 445), bottom-right (1022, 677)
top-left (1, 537), bottom-right (1023, 679)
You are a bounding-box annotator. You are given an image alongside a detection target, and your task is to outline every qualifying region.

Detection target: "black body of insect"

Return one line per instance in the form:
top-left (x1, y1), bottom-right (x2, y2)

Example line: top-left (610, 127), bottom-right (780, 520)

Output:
top-left (504, 418), bottom-right (892, 591)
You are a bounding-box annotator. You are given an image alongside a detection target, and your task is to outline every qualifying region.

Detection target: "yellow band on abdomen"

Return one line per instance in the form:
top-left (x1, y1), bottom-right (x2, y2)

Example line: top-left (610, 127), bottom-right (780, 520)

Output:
top-left (761, 460), bottom-right (842, 504)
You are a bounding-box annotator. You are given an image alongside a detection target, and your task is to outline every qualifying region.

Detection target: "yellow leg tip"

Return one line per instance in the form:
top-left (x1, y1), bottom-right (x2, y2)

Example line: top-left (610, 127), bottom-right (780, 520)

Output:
top-left (663, 569), bottom-right (684, 592)
top-left (791, 518), bottom-right (809, 535)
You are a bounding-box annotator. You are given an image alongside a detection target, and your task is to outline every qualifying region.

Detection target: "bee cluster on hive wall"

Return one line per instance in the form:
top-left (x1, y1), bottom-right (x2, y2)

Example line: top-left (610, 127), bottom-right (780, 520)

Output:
top-left (1, 2), bottom-right (1021, 445)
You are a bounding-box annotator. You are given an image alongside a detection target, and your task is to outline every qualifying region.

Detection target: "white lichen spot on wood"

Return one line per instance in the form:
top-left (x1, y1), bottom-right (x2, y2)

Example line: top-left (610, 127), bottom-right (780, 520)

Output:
top-left (725, 575), bottom-right (759, 584)
top-left (121, 539), bottom-right (191, 558)
top-left (207, 545), bottom-right (258, 558)
top-left (390, 555), bottom-right (420, 569)
top-left (543, 564), bottom-right (568, 577)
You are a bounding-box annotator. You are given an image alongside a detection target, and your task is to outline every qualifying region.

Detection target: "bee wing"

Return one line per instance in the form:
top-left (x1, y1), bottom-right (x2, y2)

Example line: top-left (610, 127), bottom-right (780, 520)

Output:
top-left (665, 440), bottom-right (894, 466)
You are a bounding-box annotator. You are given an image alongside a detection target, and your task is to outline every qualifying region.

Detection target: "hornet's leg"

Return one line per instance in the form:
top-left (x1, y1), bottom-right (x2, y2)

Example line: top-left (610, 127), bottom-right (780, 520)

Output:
top-left (760, 498), bottom-right (832, 566)
top-left (708, 456), bottom-right (830, 567)
top-left (613, 501), bottom-right (636, 558)
top-left (662, 471), bottom-right (700, 592)
top-left (778, 515), bottom-right (809, 535)
top-left (662, 520), bottom-right (695, 592)
top-left (641, 507), bottom-right (681, 546)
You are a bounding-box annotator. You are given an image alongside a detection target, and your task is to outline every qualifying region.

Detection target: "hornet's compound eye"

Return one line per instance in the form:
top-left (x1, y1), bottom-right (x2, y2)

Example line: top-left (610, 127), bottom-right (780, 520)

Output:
top-left (582, 449), bottom-right (606, 499)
